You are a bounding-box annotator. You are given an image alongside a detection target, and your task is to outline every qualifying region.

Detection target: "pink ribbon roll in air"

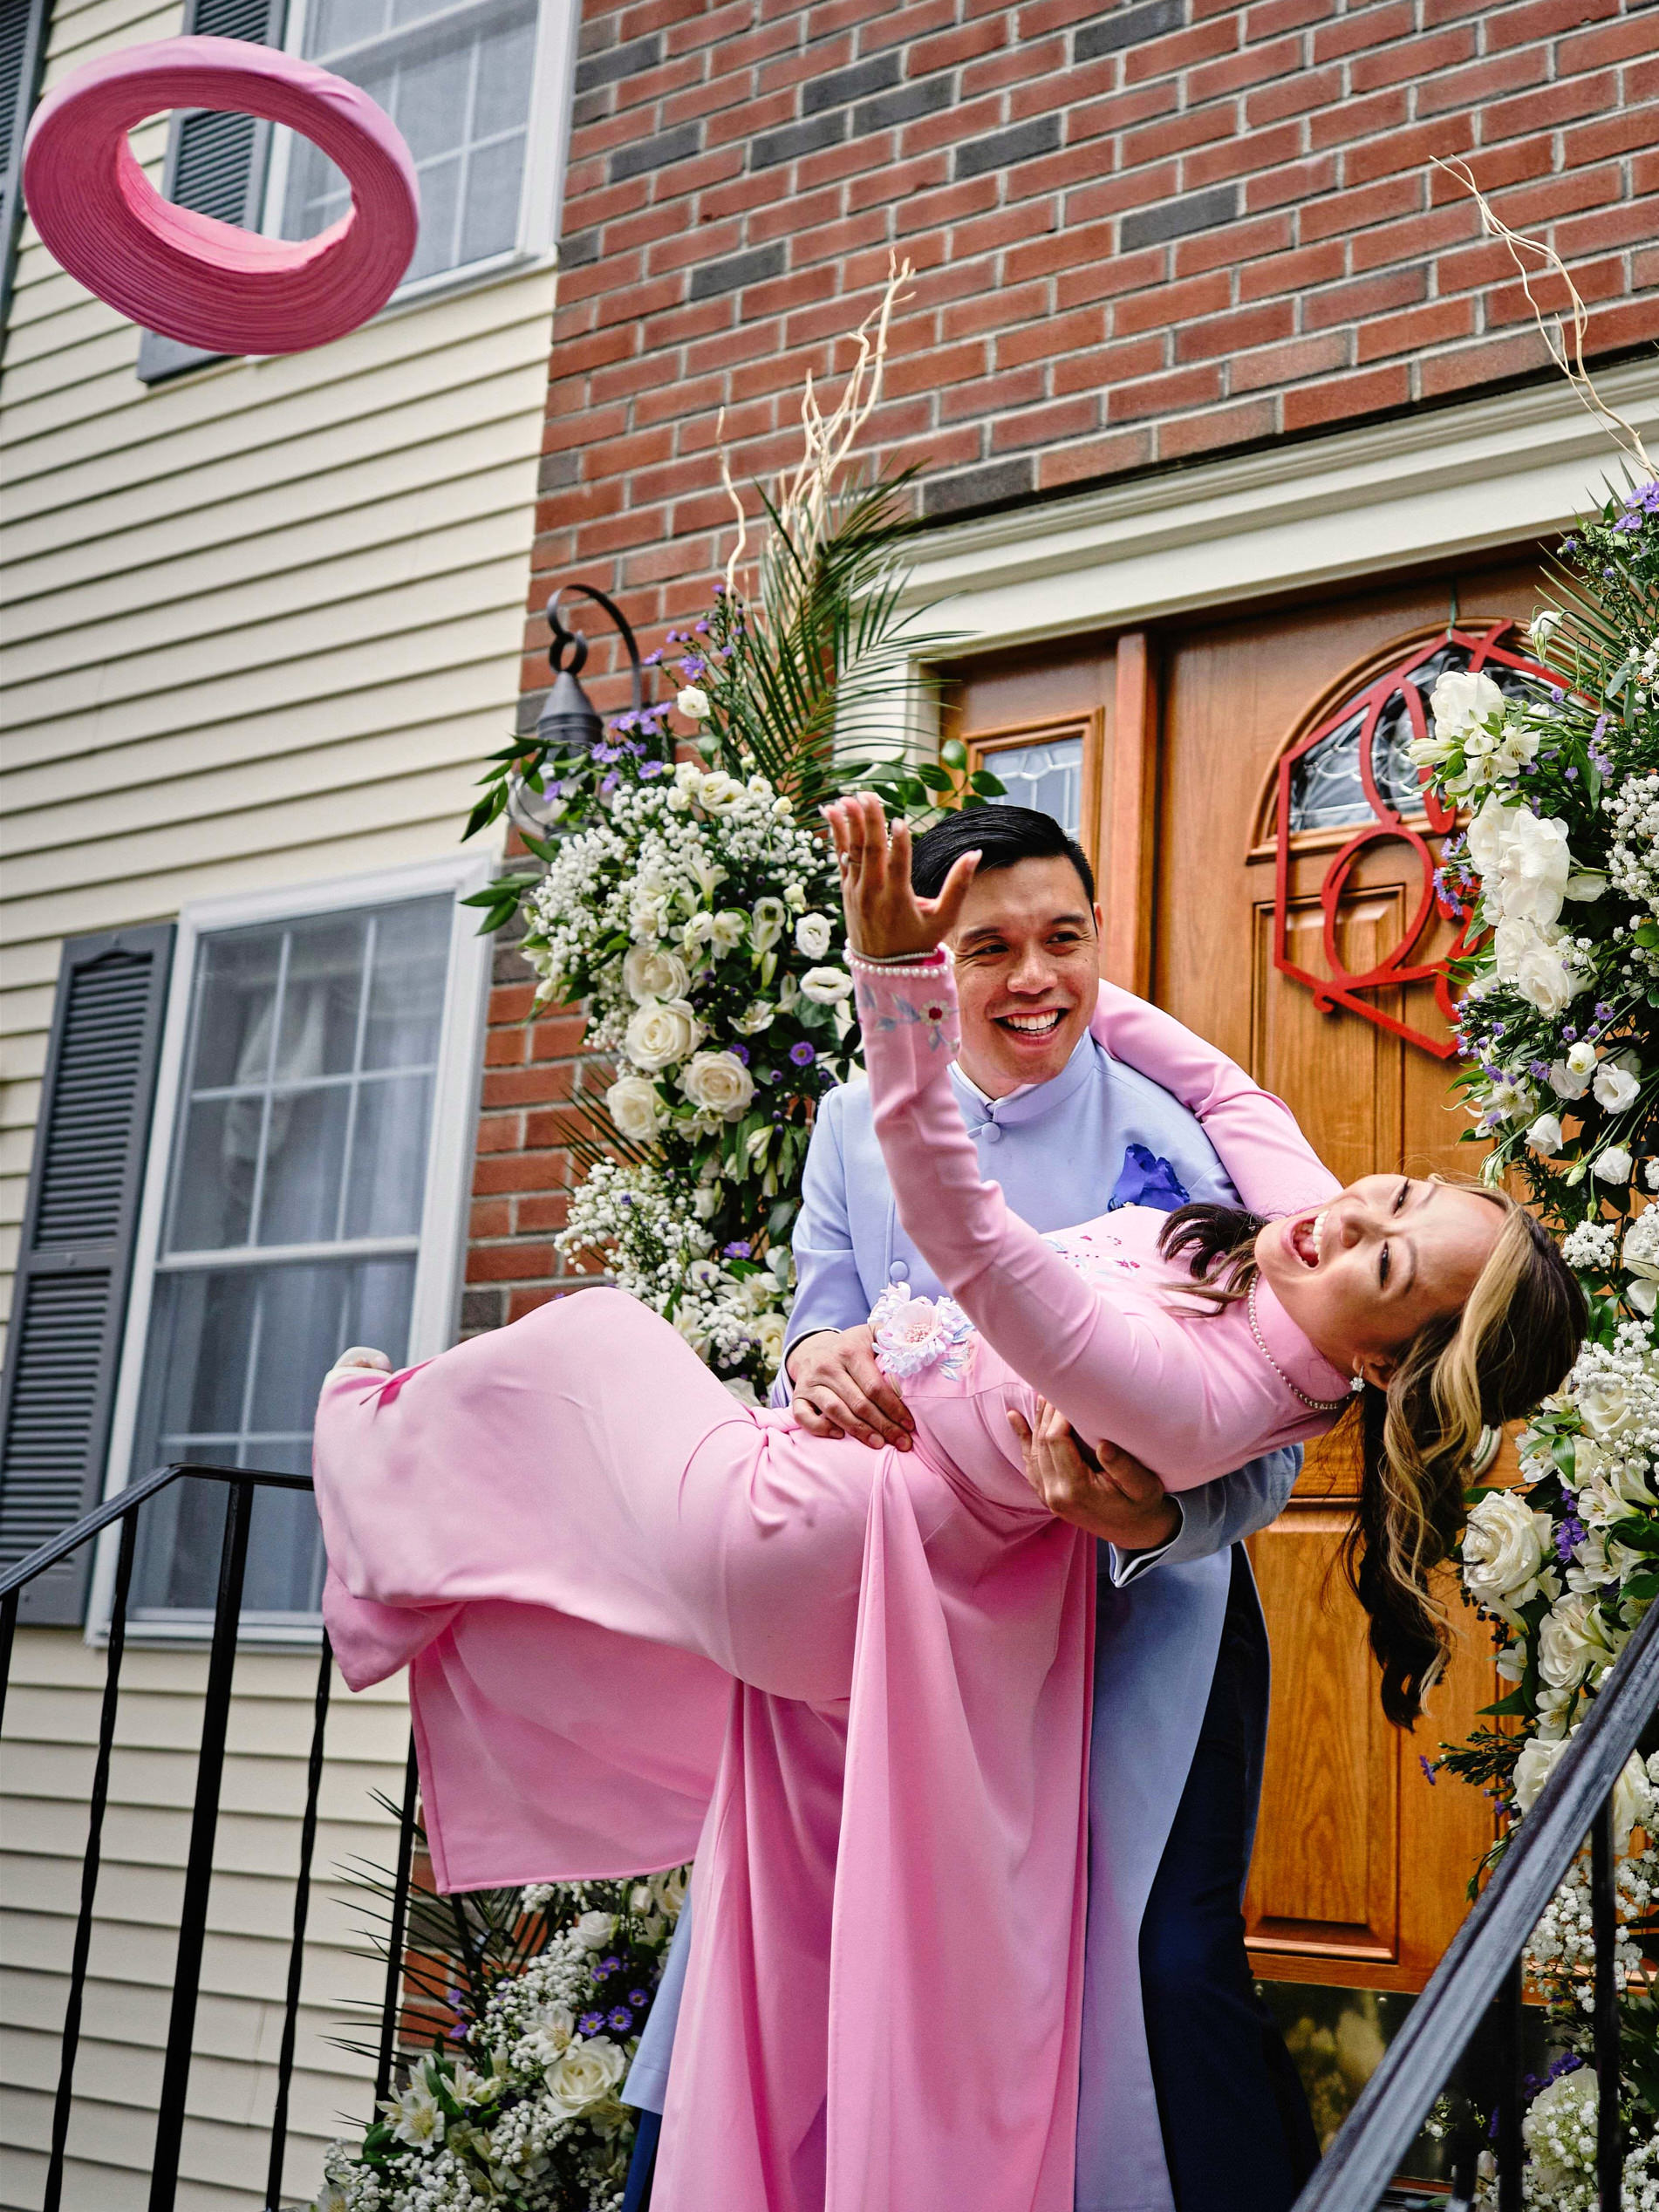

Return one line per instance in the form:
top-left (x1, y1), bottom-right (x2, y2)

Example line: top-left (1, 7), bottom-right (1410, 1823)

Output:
top-left (23, 37), bottom-right (420, 354)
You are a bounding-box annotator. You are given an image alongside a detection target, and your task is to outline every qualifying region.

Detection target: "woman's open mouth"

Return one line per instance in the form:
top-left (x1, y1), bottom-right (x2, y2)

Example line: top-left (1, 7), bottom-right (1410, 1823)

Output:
top-left (1286, 1210), bottom-right (1326, 1268)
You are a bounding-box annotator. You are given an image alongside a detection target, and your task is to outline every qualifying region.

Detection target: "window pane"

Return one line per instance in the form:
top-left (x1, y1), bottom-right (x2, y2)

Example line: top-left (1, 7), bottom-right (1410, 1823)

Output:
top-left (190, 931), bottom-right (281, 1091)
top-left (363, 898), bottom-right (451, 1069)
top-left (169, 1095), bottom-right (260, 1252)
top-left (276, 914), bottom-right (367, 1078)
top-left (131, 1257), bottom-right (415, 1615)
top-left (980, 735), bottom-right (1085, 839)
top-left (256, 1085), bottom-right (352, 1245)
top-left (345, 1074), bottom-right (434, 1238)
top-left (281, 0), bottom-right (537, 282)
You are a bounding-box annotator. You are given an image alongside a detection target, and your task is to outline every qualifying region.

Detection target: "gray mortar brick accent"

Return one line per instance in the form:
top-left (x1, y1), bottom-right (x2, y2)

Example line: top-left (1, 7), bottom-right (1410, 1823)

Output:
top-left (1119, 181), bottom-right (1238, 249)
top-left (803, 52), bottom-right (900, 114)
top-left (609, 120), bottom-right (700, 183)
top-left (1074, 0), bottom-right (1186, 62)
top-left (854, 76), bottom-right (952, 135)
top-left (689, 241), bottom-right (788, 300)
top-left (751, 110), bottom-right (849, 169)
top-left (953, 113), bottom-right (1060, 182)
top-left (922, 456), bottom-right (1036, 518)
top-left (575, 31), bottom-right (662, 92)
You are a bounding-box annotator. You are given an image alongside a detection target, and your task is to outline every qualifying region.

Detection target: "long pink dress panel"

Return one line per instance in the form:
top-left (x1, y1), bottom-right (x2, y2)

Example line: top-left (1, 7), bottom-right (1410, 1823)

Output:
top-left (315, 959), bottom-right (1343, 2212)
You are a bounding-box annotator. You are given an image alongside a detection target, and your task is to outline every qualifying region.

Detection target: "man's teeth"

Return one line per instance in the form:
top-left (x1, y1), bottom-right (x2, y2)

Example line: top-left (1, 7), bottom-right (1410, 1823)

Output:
top-left (1003, 1012), bottom-right (1062, 1033)
top-left (1311, 1210), bottom-right (1328, 1262)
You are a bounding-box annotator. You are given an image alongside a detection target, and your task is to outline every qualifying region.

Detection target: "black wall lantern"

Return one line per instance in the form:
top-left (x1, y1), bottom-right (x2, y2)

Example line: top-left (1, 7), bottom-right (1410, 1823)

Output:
top-left (509, 584), bottom-right (648, 836)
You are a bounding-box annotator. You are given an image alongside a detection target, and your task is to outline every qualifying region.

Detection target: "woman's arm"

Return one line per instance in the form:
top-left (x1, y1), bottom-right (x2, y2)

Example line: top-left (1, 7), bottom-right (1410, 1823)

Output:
top-left (853, 953), bottom-right (1287, 1485)
top-left (1089, 983), bottom-right (1341, 1218)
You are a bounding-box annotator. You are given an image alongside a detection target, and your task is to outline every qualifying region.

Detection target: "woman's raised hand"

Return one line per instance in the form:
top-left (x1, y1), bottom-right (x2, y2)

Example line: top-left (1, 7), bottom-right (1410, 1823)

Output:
top-left (823, 793), bottom-right (980, 959)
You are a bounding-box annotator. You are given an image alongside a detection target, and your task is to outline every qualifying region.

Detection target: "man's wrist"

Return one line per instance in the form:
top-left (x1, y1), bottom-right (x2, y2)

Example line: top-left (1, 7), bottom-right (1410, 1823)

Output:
top-left (783, 1329), bottom-right (837, 1385)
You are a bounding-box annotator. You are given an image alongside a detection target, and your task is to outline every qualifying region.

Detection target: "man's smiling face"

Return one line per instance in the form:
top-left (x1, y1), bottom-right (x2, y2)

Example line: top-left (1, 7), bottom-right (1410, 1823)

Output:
top-left (946, 856), bottom-right (1104, 1097)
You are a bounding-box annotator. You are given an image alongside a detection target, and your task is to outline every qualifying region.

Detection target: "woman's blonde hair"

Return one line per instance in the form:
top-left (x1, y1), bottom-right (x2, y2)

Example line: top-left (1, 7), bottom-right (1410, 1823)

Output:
top-left (1159, 1186), bottom-right (1585, 1726)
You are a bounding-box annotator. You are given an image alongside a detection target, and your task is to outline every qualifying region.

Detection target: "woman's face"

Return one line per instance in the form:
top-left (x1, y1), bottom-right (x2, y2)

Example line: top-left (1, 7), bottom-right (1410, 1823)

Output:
top-left (1254, 1176), bottom-right (1505, 1387)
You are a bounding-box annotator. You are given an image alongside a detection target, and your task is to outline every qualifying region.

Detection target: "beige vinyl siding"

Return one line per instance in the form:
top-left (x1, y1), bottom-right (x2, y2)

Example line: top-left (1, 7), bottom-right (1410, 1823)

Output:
top-left (0, 0), bottom-right (558, 2196)
top-left (2, 1638), bottom-right (411, 2211)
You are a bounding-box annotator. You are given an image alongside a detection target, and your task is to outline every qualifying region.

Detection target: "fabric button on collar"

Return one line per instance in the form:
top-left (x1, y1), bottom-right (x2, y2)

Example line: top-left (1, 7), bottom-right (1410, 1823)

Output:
top-left (981, 1123), bottom-right (1004, 1145)
top-left (887, 1260), bottom-right (910, 1285)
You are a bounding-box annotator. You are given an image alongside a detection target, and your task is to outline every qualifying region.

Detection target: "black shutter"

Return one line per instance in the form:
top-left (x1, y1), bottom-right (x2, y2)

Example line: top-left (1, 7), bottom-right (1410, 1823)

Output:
top-left (0, 925), bottom-right (174, 1623)
top-left (134, 0), bottom-right (287, 385)
top-left (0, 0), bottom-right (53, 349)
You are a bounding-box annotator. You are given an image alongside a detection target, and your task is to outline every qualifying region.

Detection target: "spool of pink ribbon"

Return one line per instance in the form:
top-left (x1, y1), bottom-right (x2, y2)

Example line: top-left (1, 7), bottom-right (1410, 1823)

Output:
top-left (22, 37), bottom-right (420, 354)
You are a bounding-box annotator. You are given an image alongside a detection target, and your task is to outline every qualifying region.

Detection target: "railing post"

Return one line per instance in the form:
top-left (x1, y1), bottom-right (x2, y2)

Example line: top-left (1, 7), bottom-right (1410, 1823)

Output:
top-left (264, 1628), bottom-right (334, 2212)
top-left (375, 1733), bottom-right (420, 2109)
top-left (148, 1478), bottom-right (253, 2212)
top-left (1492, 1956), bottom-right (1524, 2212)
top-left (44, 1508), bottom-right (139, 2212)
top-left (1591, 1790), bottom-right (1622, 2212)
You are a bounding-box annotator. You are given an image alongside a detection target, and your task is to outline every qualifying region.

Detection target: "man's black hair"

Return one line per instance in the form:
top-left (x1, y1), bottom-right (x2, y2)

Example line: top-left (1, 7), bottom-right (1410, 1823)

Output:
top-left (909, 803), bottom-right (1096, 906)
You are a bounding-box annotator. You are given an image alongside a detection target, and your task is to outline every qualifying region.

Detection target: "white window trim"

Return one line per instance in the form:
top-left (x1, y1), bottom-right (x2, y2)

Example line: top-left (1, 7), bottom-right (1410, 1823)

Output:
top-left (88, 850), bottom-right (493, 1647)
top-left (263, 0), bottom-right (579, 304)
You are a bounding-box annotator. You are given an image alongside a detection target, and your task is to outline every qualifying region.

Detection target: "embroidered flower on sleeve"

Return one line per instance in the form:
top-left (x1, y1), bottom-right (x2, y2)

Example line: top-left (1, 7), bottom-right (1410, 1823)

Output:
top-left (869, 1283), bottom-right (976, 1380)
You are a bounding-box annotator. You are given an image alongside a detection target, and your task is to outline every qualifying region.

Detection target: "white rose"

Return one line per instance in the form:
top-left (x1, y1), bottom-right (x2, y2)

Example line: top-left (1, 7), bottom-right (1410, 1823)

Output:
top-left (1467, 795), bottom-right (1574, 927)
top-left (750, 897), bottom-right (788, 954)
top-left (624, 997), bottom-right (702, 1071)
top-left (623, 942), bottom-right (693, 1004)
top-left (1526, 1112), bottom-right (1565, 1157)
top-left (606, 1074), bottom-right (664, 1141)
top-left (543, 2036), bottom-right (627, 2120)
top-left (799, 966), bottom-right (853, 1004)
top-left (696, 771), bottom-right (747, 816)
top-left (679, 1049), bottom-right (754, 1120)
top-left (1430, 666), bottom-right (1507, 743)
top-left (1594, 1144), bottom-right (1634, 1185)
top-left (755, 1310), bottom-right (787, 1370)
top-left (794, 912), bottom-right (834, 959)
top-left (1537, 1594), bottom-right (1600, 1691)
top-left (1492, 917), bottom-right (1584, 1014)
top-left (1461, 1491), bottom-right (1552, 1618)
top-left (649, 1865), bottom-right (688, 1918)
top-left (1512, 1733), bottom-right (1567, 1816)
top-left (1577, 1367), bottom-right (1634, 1437)
top-left (573, 1908), bottom-right (618, 1950)
top-left (1593, 1061), bottom-right (1641, 1113)
top-left (677, 685), bottom-right (712, 721)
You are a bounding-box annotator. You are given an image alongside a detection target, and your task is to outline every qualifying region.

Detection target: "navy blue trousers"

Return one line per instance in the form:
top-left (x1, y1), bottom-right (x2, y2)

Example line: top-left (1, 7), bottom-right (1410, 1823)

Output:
top-left (1138, 1549), bottom-right (1320, 2211)
top-left (623, 1550), bottom-right (1317, 2212)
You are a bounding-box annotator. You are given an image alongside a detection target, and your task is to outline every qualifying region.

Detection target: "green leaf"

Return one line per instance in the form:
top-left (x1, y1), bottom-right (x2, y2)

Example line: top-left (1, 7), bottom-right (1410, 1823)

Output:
top-left (969, 769), bottom-right (1007, 796)
top-left (1550, 1434), bottom-right (1577, 1482)
top-left (1479, 1688), bottom-right (1531, 1717)
top-left (913, 762), bottom-right (953, 791)
top-left (940, 738), bottom-right (968, 769)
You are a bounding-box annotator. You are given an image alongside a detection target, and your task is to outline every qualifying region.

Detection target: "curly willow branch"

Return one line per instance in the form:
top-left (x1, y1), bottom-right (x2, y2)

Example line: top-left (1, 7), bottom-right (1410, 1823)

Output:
top-left (1436, 156), bottom-right (1653, 477)
top-left (716, 253), bottom-right (916, 602)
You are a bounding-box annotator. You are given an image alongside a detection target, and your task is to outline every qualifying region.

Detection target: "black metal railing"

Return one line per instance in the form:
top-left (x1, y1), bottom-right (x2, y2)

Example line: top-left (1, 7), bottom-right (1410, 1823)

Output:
top-left (1295, 1590), bottom-right (1659, 2212)
top-left (0, 1464), bottom-right (419, 2212)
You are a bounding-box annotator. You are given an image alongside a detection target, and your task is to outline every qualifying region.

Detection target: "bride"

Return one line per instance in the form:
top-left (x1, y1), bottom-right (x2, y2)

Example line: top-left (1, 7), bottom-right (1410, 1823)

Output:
top-left (315, 795), bottom-right (1581, 2212)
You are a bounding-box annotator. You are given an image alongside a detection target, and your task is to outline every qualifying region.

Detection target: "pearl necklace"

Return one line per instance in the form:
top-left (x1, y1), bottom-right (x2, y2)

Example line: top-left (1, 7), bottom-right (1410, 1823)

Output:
top-left (1246, 1280), bottom-right (1357, 1414)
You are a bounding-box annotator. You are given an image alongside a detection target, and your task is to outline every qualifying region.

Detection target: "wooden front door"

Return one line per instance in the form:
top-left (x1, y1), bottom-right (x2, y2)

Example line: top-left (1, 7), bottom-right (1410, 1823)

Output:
top-left (943, 550), bottom-right (1549, 1994)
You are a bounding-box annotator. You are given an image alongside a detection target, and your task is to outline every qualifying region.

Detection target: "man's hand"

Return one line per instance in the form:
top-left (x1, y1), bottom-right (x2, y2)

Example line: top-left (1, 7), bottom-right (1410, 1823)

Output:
top-left (1007, 1397), bottom-right (1180, 1552)
top-left (787, 1326), bottom-right (914, 1451)
top-left (823, 793), bottom-right (980, 960)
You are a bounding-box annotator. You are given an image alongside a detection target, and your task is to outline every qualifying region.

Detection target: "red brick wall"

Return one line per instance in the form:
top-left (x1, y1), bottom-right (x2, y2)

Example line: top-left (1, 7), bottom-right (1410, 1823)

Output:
top-left (468, 0), bottom-right (1658, 1324)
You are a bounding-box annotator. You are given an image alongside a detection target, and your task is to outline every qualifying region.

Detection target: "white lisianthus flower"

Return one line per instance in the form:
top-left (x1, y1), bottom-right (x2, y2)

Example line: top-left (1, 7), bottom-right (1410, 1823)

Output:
top-left (1512, 1733), bottom-right (1567, 1816)
top-left (1594, 1144), bottom-right (1634, 1185)
top-left (622, 941), bottom-right (693, 1004)
top-left (1491, 915), bottom-right (1585, 1014)
top-left (679, 1049), bottom-right (755, 1120)
top-left (1537, 1594), bottom-right (1602, 1692)
top-left (606, 1073), bottom-right (664, 1141)
top-left (1461, 1491), bottom-right (1553, 1621)
top-left (1547, 1056), bottom-right (1592, 1099)
top-left (755, 1311), bottom-right (787, 1370)
top-left (624, 996), bottom-right (702, 1071)
top-left (799, 966), bottom-right (854, 1004)
top-left (794, 911), bottom-right (834, 959)
top-left (1526, 1112), bottom-right (1565, 1157)
top-left (783, 880), bottom-right (808, 911)
top-left (709, 909), bottom-right (748, 952)
top-left (543, 2036), bottom-right (628, 2120)
top-left (676, 684), bottom-right (712, 720)
top-left (750, 896), bottom-right (788, 954)
top-left (696, 771), bottom-right (748, 816)
top-left (1593, 1059), bottom-right (1641, 1112)
top-left (1430, 666), bottom-right (1507, 743)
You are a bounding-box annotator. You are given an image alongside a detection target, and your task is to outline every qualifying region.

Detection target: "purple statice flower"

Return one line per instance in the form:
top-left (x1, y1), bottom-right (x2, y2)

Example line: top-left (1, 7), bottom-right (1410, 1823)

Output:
top-left (1549, 685), bottom-right (1565, 700)
top-left (1530, 1060), bottom-right (1551, 1080)
top-left (1566, 763), bottom-right (1578, 779)
top-left (579, 2011), bottom-right (605, 2035)
top-left (448, 2018), bottom-right (468, 2039)
top-left (1419, 1755), bottom-right (1437, 1786)
top-left (694, 620), bottom-right (710, 634)
top-left (1564, 536), bottom-right (1579, 551)
top-left (609, 2008), bottom-right (634, 2032)
top-left (790, 1040), bottom-right (816, 1067)
top-left (1555, 1515), bottom-right (1587, 1564)
top-left (724, 1239), bottom-right (752, 1259)
top-left (1592, 713), bottom-right (1609, 741)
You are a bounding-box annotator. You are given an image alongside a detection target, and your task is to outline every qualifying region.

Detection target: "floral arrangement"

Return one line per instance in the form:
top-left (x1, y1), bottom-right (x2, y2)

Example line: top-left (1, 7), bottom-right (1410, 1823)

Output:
top-left (1410, 464), bottom-right (1659, 2178)
top-left (316, 1867), bottom-right (688, 2212)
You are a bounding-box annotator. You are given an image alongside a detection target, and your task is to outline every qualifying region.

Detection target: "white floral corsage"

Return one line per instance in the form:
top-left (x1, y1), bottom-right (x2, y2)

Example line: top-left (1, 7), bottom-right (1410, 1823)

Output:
top-left (869, 1282), bottom-right (975, 1381)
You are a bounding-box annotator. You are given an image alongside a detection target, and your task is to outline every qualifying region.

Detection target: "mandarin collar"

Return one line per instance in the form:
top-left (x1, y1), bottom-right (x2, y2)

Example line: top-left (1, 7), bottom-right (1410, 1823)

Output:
top-left (1249, 1272), bottom-right (1354, 1408)
top-left (948, 1030), bottom-right (1099, 1131)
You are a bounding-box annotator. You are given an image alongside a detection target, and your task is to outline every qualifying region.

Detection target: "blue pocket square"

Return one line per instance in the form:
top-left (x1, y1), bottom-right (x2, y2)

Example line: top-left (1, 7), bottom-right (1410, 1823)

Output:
top-left (1107, 1143), bottom-right (1190, 1214)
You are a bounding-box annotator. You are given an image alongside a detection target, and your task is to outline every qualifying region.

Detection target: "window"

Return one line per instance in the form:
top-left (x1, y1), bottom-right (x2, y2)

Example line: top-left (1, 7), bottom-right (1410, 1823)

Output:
top-left (963, 727), bottom-right (1089, 843)
top-left (272, 0), bottom-right (567, 290)
top-left (104, 863), bottom-right (488, 1631)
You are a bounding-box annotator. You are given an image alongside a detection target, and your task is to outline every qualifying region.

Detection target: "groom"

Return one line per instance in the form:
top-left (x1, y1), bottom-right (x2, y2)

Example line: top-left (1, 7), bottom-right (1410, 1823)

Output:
top-left (623, 805), bottom-right (1318, 2212)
